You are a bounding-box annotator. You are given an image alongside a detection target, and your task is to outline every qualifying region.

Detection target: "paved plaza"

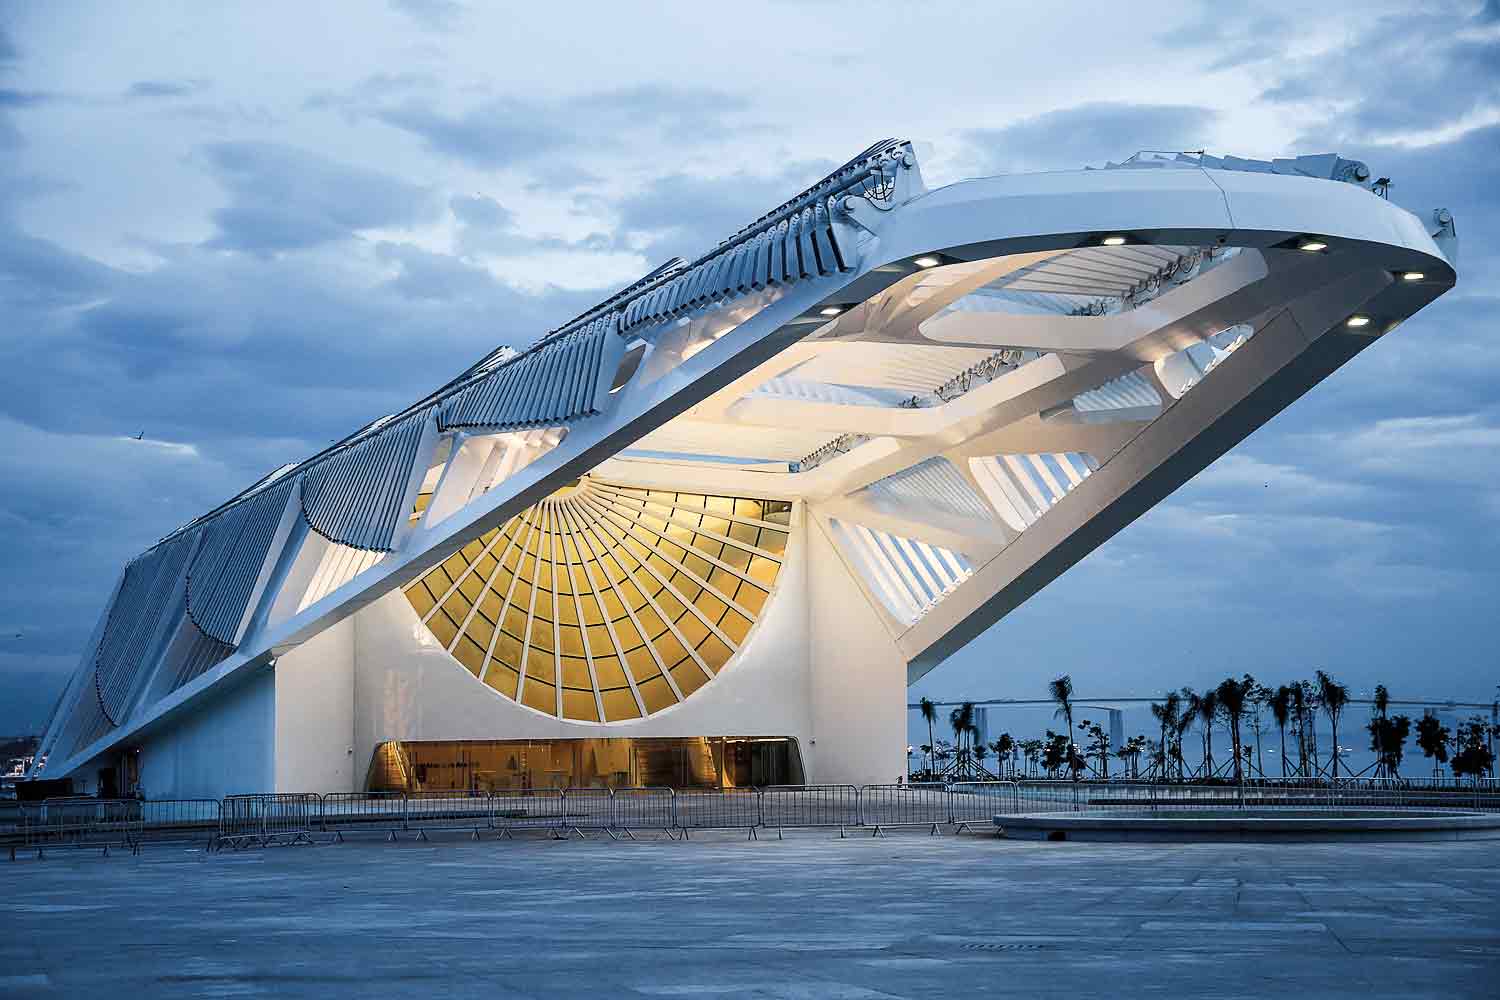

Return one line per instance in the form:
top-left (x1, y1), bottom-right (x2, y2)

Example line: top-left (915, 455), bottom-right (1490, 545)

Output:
top-left (3, 831), bottom-right (1499, 998)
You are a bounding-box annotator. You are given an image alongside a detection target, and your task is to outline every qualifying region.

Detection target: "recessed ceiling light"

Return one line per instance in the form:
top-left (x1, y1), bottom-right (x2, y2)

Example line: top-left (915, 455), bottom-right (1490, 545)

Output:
top-left (1298, 239), bottom-right (1328, 252)
top-left (1101, 235), bottom-right (1127, 246)
top-left (1345, 315), bottom-right (1371, 329)
top-left (913, 256), bottom-right (941, 268)
top-left (1401, 271), bottom-right (1424, 282)
top-left (819, 306), bottom-right (843, 317)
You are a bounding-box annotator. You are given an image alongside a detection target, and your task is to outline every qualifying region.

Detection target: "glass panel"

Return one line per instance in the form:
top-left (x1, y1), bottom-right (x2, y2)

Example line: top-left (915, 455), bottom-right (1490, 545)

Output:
top-left (402, 480), bottom-right (790, 721)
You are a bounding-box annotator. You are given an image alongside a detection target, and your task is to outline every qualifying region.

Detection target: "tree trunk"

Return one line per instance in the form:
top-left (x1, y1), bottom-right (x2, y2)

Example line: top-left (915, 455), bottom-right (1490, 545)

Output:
top-left (1279, 725), bottom-right (1288, 778)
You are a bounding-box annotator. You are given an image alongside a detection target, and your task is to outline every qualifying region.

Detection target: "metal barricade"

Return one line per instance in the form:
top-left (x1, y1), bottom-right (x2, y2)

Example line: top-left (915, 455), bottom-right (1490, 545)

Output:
top-left (560, 788), bottom-right (614, 839)
top-left (611, 787), bottom-right (675, 839)
top-left (21, 798), bottom-right (142, 857)
top-left (404, 791), bottom-right (493, 840)
top-left (672, 788), bottom-right (762, 839)
top-left (949, 782), bottom-right (1019, 832)
top-left (492, 788), bottom-right (567, 837)
top-left (858, 783), bottom-right (950, 835)
top-left (216, 793), bottom-right (318, 850)
top-left (321, 792), bottom-right (405, 841)
top-left (138, 799), bottom-right (221, 846)
top-left (1014, 781), bottom-right (1078, 814)
top-left (760, 784), bottom-right (860, 837)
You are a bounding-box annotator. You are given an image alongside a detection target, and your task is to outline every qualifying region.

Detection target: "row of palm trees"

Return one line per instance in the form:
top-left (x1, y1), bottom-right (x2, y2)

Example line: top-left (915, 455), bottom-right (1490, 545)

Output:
top-left (914, 674), bottom-right (1498, 783)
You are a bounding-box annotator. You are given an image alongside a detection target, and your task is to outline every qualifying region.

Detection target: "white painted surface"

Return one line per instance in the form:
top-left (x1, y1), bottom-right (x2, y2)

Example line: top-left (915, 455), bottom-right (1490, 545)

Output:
top-left (275, 616), bottom-right (355, 793)
top-left (135, 669), bottom-right (274, 799)
top-left (803, 515), bottom-right (908, 785)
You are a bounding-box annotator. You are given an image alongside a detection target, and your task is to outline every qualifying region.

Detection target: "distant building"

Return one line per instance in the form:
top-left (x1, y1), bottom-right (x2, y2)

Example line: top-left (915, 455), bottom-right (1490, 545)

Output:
top-left (32, 142), bottom-right (1456, 798)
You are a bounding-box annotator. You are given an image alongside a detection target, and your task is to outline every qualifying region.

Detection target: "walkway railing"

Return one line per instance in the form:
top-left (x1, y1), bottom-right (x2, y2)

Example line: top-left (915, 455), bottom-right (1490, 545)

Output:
top-left (8, 777), bottom-right (1498, 858)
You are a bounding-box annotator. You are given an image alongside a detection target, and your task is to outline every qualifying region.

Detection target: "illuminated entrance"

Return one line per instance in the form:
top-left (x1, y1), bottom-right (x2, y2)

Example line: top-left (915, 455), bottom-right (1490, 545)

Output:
top-left (368, 737), bottom-right (804, 792)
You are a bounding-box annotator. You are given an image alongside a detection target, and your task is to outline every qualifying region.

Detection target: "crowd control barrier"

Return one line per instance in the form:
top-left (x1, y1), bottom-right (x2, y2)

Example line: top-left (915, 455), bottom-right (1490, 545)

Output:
top-left (16, 777), bottom-right (1491, 858)
top-left (14, 798), bottom-right (142, 858)
top-left (216, 794), bottom-right (319, 850)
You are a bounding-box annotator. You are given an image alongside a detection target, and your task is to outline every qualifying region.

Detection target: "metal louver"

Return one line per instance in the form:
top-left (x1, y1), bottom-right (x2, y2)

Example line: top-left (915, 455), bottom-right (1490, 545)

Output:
top-left (439, 321), bottom-right (623, 432)
top-left (300, 407), bottom-right (431, 551)
top-left (185, 476), bottom-right (295, 645)
top-left (93, 532), bottom-right (196, 726)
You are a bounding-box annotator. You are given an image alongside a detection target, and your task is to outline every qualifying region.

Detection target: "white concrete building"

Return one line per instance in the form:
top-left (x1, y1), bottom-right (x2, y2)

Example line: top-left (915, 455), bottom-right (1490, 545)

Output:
top-left (31, 142), bottom-right (1457, 798)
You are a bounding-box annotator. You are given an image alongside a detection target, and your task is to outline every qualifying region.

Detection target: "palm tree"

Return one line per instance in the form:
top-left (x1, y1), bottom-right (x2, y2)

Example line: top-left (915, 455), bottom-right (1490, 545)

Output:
top-left (1247, 683), bottom-right (1270, 777)
top-left (1271, 685), bottom-right (1293, 778)
top-left (1215, 675), bottom-right (1254, 785)
top-left (1150, 692), bottom-right (1181, 781)
top-left (1415, 715), bottom-right (1451, 777)
top-left (1371, 683), bottom-right (1392, 777)
top-left (1290, 683), bottom-right (1310, 776)
top-left (1316, 670), bottom-right (1350, 779)
top-left (1174, 692), bottom-right (1197, 780)
top-left (1048, 675), bottom-right (1076, 779)
top-left (948, 702), bottom-right (976, 776)
top-left (1196, 688), bottom-right (1219, 778)
top-left (919, 698), bottom-right (937, 774)
top-left (990, 734), bottom-right (1015, 779)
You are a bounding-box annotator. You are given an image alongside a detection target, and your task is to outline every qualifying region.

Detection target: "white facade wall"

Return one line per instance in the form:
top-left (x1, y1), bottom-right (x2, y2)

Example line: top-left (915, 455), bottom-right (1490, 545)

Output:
top-left (274, 616), bottom-right (356, 793)
top-left (351, 510), bottom-right (830, 778)
top-left (123, 503), bottom-right (910, 793)
top-left (134, 668), bottom-right (274, 799)
top-left (803, 516), bottom-right (908, 785)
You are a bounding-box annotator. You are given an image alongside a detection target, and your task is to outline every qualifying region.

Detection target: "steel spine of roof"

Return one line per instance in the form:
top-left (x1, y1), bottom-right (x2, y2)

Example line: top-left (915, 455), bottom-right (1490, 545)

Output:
top-left (93, 531), bottom-right (196, 726)
top-left (300, 407), bottom-right (431, 551)
top-left (438, 321), bottom-right (617, 432)
top-left (185, 475), bottom-right (296, 645)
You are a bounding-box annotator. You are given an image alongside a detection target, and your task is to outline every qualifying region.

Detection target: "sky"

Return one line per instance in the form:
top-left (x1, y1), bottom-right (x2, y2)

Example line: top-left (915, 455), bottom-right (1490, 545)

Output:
top-left (1, 2), bottom-right (1497, 735)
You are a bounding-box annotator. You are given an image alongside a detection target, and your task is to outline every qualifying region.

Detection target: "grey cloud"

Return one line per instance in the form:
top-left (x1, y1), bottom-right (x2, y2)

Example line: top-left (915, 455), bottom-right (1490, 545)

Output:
top-left (376, 241), bottom-right (503, 301)
top-left (125, 79), bottom-right (208, 99)
top-left (611, 159), bottom-right (837, 260)
top-left (390, 0), bottom-right (465, 30)
top-left (375, 97), bottom-right (567, 168)
top-left (450, 193), bottom-right (514, 229)
top-left (0, 222), bottom-right (118, 308)
top-left (201, 141), bottom-right (440, 252)
top-left (1203, 5), bottom-right (1499, 142)
top-left (957, 102), bottom-right (1219, 175)
top-left (0, 88), bottom-right (49, 108)
top-left (373, 85), bottom-right (751, 169)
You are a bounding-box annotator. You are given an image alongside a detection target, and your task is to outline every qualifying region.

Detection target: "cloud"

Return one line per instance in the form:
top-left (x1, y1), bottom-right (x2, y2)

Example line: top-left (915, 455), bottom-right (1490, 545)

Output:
top-left (449, 193), bottom-right (512, 229)
top-left (1260, 8), bottom-right (1500, 143)
top-left (390, 0), bottom-right (465, 30)
top-left (201, 141), bottom-right (440, 252)
top-left (0, 24), bottom-right (16, 65)
top-left (610, 159), bottom-right (836, 259)
top-left (1316, 413), bottom-right (1500, 485)
top-left (956, 102), bottom-right (1220, 175)
top-left (372, 85), bottom-right (752, 170)
top-left (125, 79), bottom-right (208, 99)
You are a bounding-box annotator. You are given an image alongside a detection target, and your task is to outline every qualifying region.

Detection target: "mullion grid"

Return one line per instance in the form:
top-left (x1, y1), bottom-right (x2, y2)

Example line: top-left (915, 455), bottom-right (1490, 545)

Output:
top-left (480, 507), bottom-right (543, 697)
top-left (400, 480), bottom-right (788, 722)
top-left (572, 491), bottom-right (738, 683)
top-left (566, 502), bottom-right (681, 714)
top-left (574, 497), bottom-right (704, 702)
top-left (574, 491), bottom-right (761, 630)
top-left (556, 497), bottom-right (646, 720)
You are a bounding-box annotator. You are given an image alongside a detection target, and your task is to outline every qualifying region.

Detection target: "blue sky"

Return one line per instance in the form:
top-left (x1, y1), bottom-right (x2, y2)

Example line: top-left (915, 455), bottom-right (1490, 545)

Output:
top-left (1, 2), bottom-right (1496, 733)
